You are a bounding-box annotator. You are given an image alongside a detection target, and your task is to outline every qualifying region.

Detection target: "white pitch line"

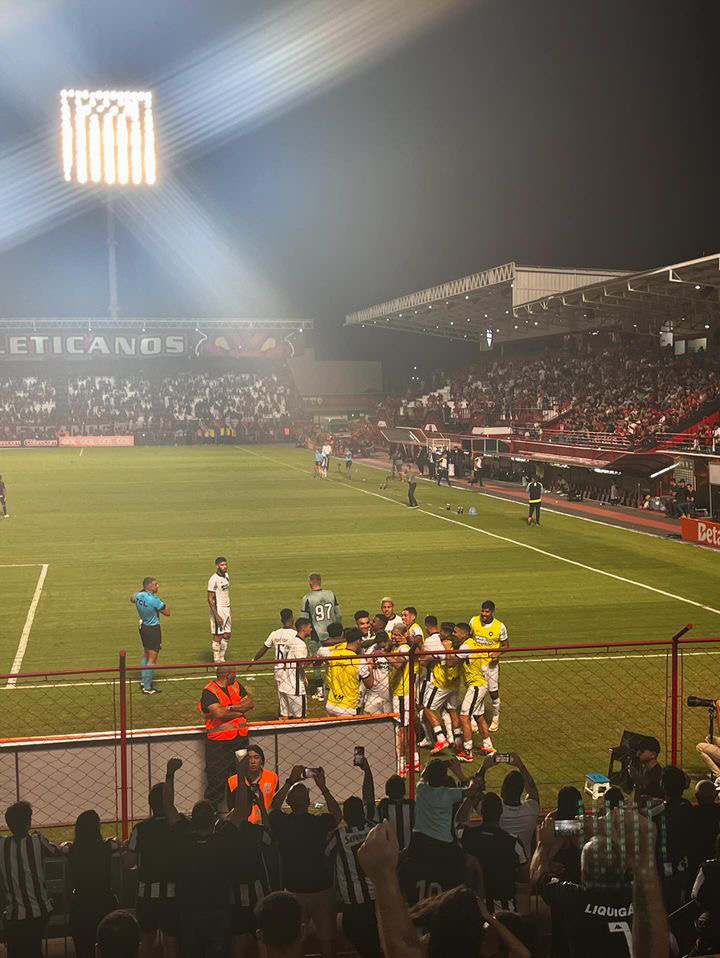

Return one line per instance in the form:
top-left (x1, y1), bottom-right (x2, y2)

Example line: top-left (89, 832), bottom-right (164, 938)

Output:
top-left (6, 564), bottom-right (48, 688)
top-left (239, 448), bottom-right (720, 617)
top-left (79, 448), bottom-right (84, 458)
top-left (0, 564), bottom-right (44, 568)
top-left (5, 648), bottom-right (720, 692)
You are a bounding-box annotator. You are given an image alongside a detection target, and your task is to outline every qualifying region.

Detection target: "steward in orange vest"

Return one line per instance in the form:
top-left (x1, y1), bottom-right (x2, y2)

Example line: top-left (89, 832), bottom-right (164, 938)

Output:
top-left (199, 665), bottom-right (253, 810)
top-left (227, 743), bottom-right (278, 824)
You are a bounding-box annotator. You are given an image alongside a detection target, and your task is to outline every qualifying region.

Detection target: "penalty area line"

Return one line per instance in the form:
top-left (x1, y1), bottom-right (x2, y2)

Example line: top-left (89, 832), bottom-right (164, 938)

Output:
top-left (238, 448), bottom-right (720, 618)
top-left (6, 564), bottom-right (49, 688)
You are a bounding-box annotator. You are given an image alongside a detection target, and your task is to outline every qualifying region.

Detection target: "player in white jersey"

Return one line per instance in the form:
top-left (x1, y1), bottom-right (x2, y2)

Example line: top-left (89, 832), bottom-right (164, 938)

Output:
top-left (321, 441), bottom-right (332, 478)
top-left (380, 597), bottom-right (403, 632)
top-left (207, 556), bottom-right (231, 662)
top-left (363, 630), bottom-right (393, 714)
top-left (252, 610), bottom-right (310, 718)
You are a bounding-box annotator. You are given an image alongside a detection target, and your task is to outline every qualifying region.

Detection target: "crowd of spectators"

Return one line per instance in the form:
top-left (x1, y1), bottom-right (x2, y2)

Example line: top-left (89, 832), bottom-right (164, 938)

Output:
top-left (0, 372), bottom-right (296, 440)
top-left (2, 744), bottom-right (720, 958)
top-left (383, 346), bottom-right (720, 448)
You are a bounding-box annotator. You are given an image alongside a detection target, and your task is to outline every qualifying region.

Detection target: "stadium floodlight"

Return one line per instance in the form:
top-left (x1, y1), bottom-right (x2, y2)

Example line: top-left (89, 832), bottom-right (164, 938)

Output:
top-left (60, 89), bottom-right (156, 319)
top-left (60, 89), bottom-right (156, 186)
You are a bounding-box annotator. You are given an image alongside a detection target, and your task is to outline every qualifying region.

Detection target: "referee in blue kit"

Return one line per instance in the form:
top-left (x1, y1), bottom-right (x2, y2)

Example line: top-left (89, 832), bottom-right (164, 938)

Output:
top-left (130, 577), bottom-right (171, 694)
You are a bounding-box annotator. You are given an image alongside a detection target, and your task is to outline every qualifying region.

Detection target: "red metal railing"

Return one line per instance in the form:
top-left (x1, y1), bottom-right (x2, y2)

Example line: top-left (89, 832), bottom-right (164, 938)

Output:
top-left (1, 630), bottom-right (719, 833)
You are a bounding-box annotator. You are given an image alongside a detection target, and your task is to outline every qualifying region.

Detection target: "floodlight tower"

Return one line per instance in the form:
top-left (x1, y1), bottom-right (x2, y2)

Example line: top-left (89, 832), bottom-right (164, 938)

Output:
top-left (60, 89), bottom-right (156, 319)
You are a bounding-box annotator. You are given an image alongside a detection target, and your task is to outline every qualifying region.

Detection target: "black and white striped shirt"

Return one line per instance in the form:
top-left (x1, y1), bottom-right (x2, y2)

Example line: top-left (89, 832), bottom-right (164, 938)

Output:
top-left (228, 823), bottom-right (273, 908)
top-left (127, 816), bottom-right (176, 900)
top-left (0, 833), bottom-right (58, 920)
top-left (326, 819), bottom-right (376, 905)
top-left (377, 798), bottom-right (415, 851)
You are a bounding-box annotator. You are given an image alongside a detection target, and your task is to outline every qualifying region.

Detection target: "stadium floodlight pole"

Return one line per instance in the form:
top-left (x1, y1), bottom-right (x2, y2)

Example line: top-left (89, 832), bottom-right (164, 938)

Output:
top-left (60, 89), bottom-right (157, 320)
top-left (107, 195), bottom-right (119, 319)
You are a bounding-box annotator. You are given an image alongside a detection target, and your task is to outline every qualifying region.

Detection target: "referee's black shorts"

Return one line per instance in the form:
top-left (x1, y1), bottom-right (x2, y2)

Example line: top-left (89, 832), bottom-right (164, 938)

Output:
top-left (139, 623), bottom-right (162, 652)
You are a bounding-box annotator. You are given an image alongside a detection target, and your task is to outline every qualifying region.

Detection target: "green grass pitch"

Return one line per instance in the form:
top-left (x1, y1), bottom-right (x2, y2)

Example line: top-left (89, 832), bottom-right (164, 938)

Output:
top-left (1, 444), bottom-right (719, 805)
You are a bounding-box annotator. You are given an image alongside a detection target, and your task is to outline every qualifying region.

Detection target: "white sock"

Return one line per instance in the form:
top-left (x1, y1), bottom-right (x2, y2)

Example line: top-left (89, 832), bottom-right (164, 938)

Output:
top-left (211, 640), bottom-right (221, 662)
top-left (464, 741), bottom-right (473, 753)
top-left (432, 725), bottom-right (446, 743)
top-left (219, 638), bottom-right (229, 660)
top-left (414, 752), bottom-right (419, 764)
top-left (492, 698), bottom-right (500, 719)
top-left (483, 737), bottom-right (493, 748)
top-left (442, 713), bottom-right (454, 740)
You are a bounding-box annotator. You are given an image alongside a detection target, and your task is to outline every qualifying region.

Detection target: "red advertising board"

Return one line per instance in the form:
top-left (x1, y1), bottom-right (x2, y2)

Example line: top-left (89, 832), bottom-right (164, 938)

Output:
top-left (681, 516), bottom-right (720, 549)
top-left (58, 435), bottom-right (135, 447)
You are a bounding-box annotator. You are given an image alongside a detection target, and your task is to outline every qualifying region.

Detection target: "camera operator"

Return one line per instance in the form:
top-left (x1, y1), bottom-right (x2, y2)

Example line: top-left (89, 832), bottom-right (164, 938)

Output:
top-left (627, 736), bottom-right (663, 804)
top-left (696, 699), bottom-right (720, 786)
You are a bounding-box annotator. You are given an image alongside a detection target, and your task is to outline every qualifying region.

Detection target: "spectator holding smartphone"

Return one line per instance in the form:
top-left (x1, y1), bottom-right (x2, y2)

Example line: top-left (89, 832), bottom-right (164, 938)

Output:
top-left (269, 766), bottom-right (341, 958)
top-left (473, 752), bottom-right (540, 861)
top-left (457, 790), bottom-right (527, 913)
top-left (326, 754), bottom-right (381, 958)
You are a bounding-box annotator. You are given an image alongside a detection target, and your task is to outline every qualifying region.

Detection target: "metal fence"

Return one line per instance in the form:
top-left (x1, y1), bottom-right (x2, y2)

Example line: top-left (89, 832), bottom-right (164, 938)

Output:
top-left (1, 631), bottom-right (718, 836)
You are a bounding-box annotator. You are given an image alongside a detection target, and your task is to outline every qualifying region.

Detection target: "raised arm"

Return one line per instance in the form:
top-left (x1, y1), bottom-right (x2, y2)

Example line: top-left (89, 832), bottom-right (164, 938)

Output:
top-left (511, 753), bottom-right (539, 804)
top-left (455, 777), bottom-right (483, 828)
top-left (226, 754), bottom-right (252, 826)
top-left (360, 756), bottom-right (376, 808)
top-left (358, 822), bottom-right (423, 958)
top-left (529, 814), bottom-right (561, 883)
top-left (163, 758), bottom-right (183, 825)
top-left (314, 768), bottom-right (342, 824)
top-left (270, 765), bottom-right (304, 812)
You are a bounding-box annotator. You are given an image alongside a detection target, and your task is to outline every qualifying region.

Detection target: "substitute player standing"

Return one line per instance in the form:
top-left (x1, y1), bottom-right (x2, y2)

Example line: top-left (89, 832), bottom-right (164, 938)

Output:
top-left (469, 600), bottom-right (508, 732)
top-left (321, 440), bottom-right (332, 478)
top-left (302, 573), bottom-right (342, 700)
top-left (207, 556), bottom-right (231, 663)
top-left (130, 577), bottom-right (170, 695)
top-left (0, 474), bottom-right (8, 517)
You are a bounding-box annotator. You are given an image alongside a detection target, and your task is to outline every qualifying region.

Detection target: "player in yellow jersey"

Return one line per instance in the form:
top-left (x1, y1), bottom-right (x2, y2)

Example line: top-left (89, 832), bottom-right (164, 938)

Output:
top-left (468, 599), bottom-right (509, 732)
top-left (401, 606), bottom-right (424, 643)
top-left (419, 624), bottom-right (463, 755)
top-left (323, 629), bottom-right (373, 716)
top-left (453, 622), bottom-right (495, 761)
top-left (387, 623), bottom-right (420, 776)
top-left (402, 607), bottom-right (432, 748)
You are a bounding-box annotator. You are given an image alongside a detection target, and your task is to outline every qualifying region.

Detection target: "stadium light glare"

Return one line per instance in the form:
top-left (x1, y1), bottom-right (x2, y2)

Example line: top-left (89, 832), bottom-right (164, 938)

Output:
top-left (61, 89), bottom-right (156, 186)
top-left (650, 463), bottom-right (680, 479)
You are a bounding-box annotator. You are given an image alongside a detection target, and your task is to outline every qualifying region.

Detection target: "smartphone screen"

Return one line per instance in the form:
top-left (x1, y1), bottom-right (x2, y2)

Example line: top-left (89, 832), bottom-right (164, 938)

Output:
top-left (554, 818), bottom-right (583, 836)
top-left (353, 747), bottom-right (365, 766)
top-left (493, 753), bottom-right (513, 764)
top-left (302, 767), bottom-right (320, 780)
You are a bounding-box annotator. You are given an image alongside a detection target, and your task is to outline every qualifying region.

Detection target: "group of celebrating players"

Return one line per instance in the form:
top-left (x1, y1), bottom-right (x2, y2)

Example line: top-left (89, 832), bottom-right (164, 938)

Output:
top-left (133, 563), bottom-right (510, 776)
top-left (253, 574), bottom-right (510, 777)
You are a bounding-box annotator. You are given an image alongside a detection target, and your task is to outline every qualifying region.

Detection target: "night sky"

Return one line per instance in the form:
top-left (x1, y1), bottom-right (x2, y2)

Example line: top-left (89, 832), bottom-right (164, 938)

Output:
top-left (0, 0), bottom-right (718, 368)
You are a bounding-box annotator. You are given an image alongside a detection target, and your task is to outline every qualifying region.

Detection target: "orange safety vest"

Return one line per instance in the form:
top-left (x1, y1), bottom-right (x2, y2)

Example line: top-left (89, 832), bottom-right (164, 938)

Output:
top-left (199, 680), bottom-right (249, 741)
top-left (227, 768), bottom-right (279, 824)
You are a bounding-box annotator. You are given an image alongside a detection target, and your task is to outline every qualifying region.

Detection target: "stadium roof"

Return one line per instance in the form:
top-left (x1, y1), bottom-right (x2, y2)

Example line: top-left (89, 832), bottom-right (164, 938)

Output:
top-left (0, 317), bottom-right (312, 331)
top-left (345, 253), bottom-right (720, 344)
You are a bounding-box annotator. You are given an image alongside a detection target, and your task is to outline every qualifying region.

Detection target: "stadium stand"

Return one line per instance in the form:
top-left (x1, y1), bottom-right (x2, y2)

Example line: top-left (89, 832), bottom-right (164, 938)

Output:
top-left (0, 371), bottom-right (297, 442)
top-left (2, 745), bottom-right (719, 957)
top-left (383, 344), bottom-right (720, 448)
